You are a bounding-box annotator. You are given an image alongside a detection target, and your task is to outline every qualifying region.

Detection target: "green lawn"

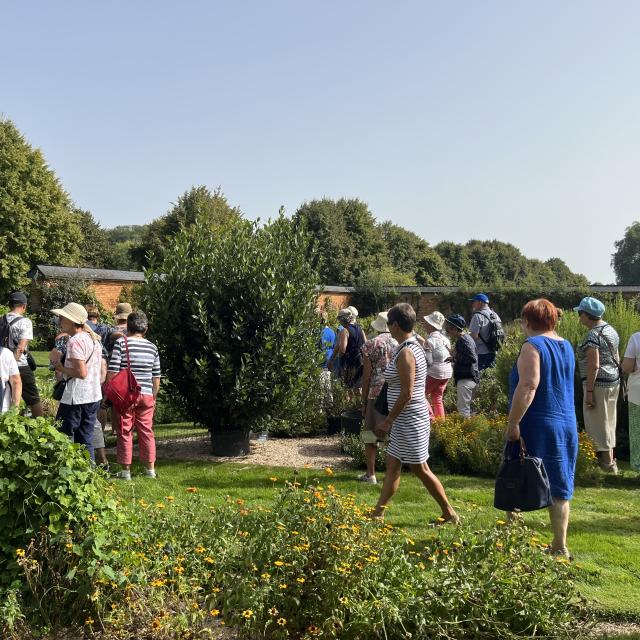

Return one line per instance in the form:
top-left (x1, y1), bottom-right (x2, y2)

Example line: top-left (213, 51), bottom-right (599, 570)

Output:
top-left (114, 456), bottom-right (640, 622)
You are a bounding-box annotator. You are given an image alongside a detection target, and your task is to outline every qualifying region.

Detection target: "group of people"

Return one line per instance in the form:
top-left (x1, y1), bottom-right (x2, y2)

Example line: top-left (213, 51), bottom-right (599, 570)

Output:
top-left (321, 294), bottom-right (637, 557)
top-left (0, 293), bottom-right (161, 480)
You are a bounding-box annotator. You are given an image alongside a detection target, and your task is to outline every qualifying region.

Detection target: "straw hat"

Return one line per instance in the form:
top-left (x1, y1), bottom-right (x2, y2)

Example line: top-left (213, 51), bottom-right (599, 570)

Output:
top-left (370, 312), bottom-right (389, 333)
top-left (423, 311), bottom-right (445, 331)
top-left (51, 302), bottom-right (89, 325)
top-left (115, 302), bottom-right (133, 320)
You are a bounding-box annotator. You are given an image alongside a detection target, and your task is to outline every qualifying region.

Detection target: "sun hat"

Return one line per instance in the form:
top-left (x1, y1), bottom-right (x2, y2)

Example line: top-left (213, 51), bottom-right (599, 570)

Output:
top-left (347, 305), bottom-right (359, 318)
top-left (337, 308), bottom-right (354, 323)
top-left (115, 302), bottom-right (133, 320)
top-left (9, 291), bottom-right (28, 305)
top-left (51, 302), bottom-right (89, 326)
top-left (574, 297), bottom-right (605, 318)
top-left (371, 312), bottom-right (389, 333)
top-left (470, 293), bottom-right (489, 303)
top-left (423, 311), bottom-right (445, 331)
top-left (445, 314), bottom-right (466, 331)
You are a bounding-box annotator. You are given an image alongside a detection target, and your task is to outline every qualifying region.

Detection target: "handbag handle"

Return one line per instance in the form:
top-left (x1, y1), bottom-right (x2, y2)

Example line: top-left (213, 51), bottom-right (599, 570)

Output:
top-left (504, 437), bottom-right (529, 462)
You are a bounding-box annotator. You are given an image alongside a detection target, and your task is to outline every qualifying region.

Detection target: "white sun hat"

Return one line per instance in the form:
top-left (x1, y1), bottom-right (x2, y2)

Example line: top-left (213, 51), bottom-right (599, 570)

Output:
top-left (423, 311), bottom-right (445, 331)
top-left (347, 305), bottom-right (359, 318)
top-left (371, 312), bottom-right (390, 333)
top-left (51, 302), bottom-right (89, 325)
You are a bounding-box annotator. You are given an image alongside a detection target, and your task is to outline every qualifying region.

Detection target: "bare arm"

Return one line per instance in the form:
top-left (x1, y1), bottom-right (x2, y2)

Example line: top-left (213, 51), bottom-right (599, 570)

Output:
top-left (622, 356), bottom-right (636, 375)
top-left (584, 347), bottom-right (599, 409)
top-left (152, 377), bottom-right (161, 399)
top-left (375, 349), bottom-right (415, 435)
top-left (506, 343), bottom-right (540, 441)
top-left (56, 357), bottom-right (88, 380)
top-left (14, 338), bottom-right (28, 362)
top-left (9, 373), bottom-right (22, 407)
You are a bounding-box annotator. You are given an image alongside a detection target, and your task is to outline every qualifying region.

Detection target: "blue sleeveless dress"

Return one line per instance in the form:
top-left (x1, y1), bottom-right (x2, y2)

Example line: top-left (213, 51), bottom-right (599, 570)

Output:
top-left (508, 336), bottom-right (578, 500)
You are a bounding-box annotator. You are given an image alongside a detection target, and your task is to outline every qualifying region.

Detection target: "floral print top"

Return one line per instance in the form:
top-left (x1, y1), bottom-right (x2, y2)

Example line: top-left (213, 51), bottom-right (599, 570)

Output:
top-left (361, 332), bottom-right (398, 400)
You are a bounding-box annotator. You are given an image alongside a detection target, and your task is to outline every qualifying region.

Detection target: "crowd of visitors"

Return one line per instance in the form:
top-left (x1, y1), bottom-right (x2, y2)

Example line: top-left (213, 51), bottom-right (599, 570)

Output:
top-left (1, 291), bottom-right (161, 480)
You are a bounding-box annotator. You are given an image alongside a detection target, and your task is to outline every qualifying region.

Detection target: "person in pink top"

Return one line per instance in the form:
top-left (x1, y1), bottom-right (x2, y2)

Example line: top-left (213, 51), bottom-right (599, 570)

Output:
top-left (50, 303), bottom-right (104, 462)
top-left (417, 312), bottom-right (453, 419)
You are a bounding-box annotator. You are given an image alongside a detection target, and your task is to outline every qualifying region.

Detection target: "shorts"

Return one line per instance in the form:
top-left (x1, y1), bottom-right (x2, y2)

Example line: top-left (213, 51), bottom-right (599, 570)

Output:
top-left (19, 366), bottom-right (40, 406)
top-left (362, 399), bottom-right (386, 445)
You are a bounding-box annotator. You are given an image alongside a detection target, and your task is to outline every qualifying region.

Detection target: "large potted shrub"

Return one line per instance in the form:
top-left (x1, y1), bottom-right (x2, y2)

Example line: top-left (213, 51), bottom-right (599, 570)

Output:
top-left (142, 215), bottom-right (323, 455)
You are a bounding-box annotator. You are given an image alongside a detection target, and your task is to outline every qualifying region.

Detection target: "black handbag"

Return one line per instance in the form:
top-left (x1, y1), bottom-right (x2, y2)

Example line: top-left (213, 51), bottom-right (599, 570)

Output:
top-left (494, 438), bottom-right (552, 512)
top-left (374, 383), bottom-right (389, 415)
top-left (52, 379), bottom-right (66, 401)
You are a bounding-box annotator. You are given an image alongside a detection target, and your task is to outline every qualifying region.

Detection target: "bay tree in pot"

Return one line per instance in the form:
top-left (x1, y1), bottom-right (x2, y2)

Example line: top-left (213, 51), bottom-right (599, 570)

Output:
top-left (142, 214), bottom-right (323, 456)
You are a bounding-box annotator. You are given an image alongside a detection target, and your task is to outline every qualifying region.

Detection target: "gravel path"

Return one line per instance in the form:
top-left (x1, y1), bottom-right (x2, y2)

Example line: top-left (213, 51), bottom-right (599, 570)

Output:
top-left (114, 434), bottom-right (354, 470)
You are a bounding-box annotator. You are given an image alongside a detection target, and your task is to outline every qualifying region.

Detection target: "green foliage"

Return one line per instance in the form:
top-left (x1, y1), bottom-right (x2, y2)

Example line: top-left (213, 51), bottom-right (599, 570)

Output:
top-left (134, 186), bottom-right (241, 268)
top-left (0, 118), bottom-right (82, 297)
top-left (612, 222), bottom-right (640, 285)
top-left (33, 275), bottom-right (105, 348)
top-left (0, 412), bottom-right (120, 595)
top-left (352, 265), bottom-right (415, 315)
top-left (72, 207), bottom-right (110, 268)
top-left (142, 215), bottom-right (322, 431)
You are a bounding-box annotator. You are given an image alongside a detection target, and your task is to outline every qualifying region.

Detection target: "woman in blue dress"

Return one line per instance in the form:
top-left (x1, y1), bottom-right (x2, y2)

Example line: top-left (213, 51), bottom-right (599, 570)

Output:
top-left (507, 299), bottom-right (578, 558)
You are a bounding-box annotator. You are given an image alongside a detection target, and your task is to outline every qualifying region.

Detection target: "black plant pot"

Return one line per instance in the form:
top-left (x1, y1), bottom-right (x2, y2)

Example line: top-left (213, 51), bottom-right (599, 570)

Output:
top-left (326, 416), bottom-right (342, 435)
top-left (341, 409), bottom-right (362, 435)
top-left (210, 428), bottom-right (251, 457)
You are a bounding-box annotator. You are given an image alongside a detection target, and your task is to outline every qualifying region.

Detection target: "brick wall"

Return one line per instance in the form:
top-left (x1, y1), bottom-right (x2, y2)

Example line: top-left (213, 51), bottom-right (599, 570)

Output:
top-left (316, 292), bottom-right (353, 311)
top-left (90, 281), bottom-right (130, 313)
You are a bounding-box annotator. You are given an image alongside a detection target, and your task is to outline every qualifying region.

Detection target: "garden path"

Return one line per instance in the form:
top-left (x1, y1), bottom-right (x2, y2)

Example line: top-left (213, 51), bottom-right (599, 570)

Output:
top-left (110, 434), bottom-right (352, 469)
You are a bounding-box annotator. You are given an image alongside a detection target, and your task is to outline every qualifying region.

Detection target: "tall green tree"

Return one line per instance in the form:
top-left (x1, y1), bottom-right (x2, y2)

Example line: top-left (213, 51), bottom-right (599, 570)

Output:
top-left (612, 222), bottom-right (640, 285)
top-left (0, 118), bottom-right (82, 296)
top-left (73, 208), bottom-right (110, 268)
top-left (294, 198), bottom-right (388, 285)
top-left (133, 186), bottom-right (241, 268)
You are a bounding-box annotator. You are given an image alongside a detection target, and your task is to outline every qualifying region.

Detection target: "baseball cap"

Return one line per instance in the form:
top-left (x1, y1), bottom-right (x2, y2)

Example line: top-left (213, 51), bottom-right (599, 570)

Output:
top-left (574, 297), bottom-right (605, 318)
top-left (8, 291), bottom-right (27, 305)
top-left (470, 293), bottom-right (489, 303)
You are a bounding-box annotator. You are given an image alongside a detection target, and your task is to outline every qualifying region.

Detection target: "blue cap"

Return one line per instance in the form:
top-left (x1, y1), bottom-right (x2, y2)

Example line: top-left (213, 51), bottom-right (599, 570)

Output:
top-left (574, 296), bottom-right (605, 318)
top-left (445, 314), bottom-right (467, 331)
top-left (470, 293), bottom-right (489, 303)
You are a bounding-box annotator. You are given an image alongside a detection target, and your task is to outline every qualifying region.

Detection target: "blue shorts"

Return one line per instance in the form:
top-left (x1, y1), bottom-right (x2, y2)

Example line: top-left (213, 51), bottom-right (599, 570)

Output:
top-left (57, 400), bottom-right (101, 461)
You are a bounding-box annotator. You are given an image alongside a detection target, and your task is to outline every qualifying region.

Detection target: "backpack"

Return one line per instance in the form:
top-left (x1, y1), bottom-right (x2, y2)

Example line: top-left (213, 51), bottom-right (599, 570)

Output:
top-left (0, 315), bottom-right (22, 349)
top-left (473, 310), bottom-right (505, 352)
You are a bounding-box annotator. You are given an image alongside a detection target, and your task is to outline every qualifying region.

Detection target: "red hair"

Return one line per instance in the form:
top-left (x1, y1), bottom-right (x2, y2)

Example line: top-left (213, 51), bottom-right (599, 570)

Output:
top-left (521, 298), bottom-right (558, 331)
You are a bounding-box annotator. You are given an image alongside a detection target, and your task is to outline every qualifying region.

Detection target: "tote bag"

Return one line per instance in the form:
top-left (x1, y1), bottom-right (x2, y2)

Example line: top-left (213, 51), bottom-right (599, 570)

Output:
top-left (102, 337), bottom-right (141, 414)
top-left (494, 438), bottom-right (552, 512)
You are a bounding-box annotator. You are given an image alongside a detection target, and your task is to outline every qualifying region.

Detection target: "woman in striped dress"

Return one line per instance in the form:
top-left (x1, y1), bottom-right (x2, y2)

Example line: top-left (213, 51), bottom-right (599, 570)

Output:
top-left (372, 303), bottom-right (458, 524)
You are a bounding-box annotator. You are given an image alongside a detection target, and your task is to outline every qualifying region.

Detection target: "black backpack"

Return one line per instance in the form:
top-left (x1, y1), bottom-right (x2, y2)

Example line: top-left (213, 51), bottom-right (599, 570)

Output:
top-left (0, 315), bottom-right (21, 349)
top-left (473, 311), bottom-right (505, 352)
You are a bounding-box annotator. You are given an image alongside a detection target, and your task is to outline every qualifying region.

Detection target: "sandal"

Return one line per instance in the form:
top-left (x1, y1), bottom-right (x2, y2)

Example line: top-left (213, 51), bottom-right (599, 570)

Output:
top-left (429, 513), bottom-right (460, 527)
top-left (543, 545), bottom-right (573, 561)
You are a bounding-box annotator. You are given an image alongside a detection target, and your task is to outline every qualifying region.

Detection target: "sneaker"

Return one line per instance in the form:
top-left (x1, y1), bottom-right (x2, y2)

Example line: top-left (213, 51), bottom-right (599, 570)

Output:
top-left (601, 462), bottom-right (619, 475)
top-left (144, 469), bottom-right (157, 479)
top-left (357, 473), bottom-right (377, 484)
top-left (115, 470), bottom-right (131, 481)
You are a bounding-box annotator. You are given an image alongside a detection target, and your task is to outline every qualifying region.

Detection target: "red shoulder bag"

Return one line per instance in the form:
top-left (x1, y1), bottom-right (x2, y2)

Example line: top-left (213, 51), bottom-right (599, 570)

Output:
top-left (103, 337), bottom-right (141, 413)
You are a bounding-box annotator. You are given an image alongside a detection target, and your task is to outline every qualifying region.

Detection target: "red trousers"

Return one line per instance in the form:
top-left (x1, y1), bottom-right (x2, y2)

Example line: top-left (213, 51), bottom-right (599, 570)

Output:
top-left (115, 394), bottom-right (156, 465)
top-left (425, 376), bottom-right (450, 419)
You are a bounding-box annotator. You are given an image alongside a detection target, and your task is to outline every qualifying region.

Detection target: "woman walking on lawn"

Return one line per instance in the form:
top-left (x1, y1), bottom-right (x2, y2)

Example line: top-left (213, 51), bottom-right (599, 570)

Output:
top-left (107, 311), bottom-right (161, 480)
top-left (507, 299), bottom-right (577, 557)
top-left (372, 303), bottom-right (458, 524)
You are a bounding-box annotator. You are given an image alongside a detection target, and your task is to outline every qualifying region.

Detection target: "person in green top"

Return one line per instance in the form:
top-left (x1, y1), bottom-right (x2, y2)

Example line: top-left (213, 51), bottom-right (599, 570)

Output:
top-left (575, 297), bottom-right (621, 474)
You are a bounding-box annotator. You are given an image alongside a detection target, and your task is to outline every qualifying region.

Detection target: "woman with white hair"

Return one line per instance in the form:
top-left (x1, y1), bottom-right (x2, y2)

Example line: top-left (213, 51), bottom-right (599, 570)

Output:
top-left (418, 311), bottom-right (452, 419)
top-left (50, 303), bottom-right (104, 461)
top-left (328, 308), bottom-right (366, 391)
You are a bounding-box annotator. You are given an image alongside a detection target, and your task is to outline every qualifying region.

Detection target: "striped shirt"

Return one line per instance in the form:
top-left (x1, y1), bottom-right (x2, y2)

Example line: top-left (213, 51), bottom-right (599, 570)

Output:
top-left (108, 336), bottom-right (161, 396)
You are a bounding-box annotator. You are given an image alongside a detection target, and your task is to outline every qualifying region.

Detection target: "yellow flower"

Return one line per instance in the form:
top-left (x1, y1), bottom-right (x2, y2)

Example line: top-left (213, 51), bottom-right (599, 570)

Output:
top-left (308, 625), bottom-right (319, 635)
top-left (324, 467), bottom-right (334, 476)
top-left (151, 618), bottom-right (162, 629)
top-left (296, 577), bottom-right (305, 584)
top-left (174, 566), bottom-right (184, 574)
top-left (195, 545), bottom-right (206, 553)
top-left (85, 617), bottom-right (95, 625)
top-left (242, 609), bottom-right (254, 619)
top-left (210, 609), bottom-right (220, 617)
top-left (205, 556), bottom-right (215, 564)
top-left (277, 618), bottom-right (287, 626)
top-left (261, 573), bottom-right (271, 580)
top-left (496, 519), bottom-right (506, 526)
top-left (268, 607), bottom-right (279, 616)
top-left (87, 514), bottom-right (98, 522)
top-left (150, 579), bottom-right (167, 587)
top-left (211, 586), bottom-right (222, 593)
top-left (165, 495), bottom-right (175, 501)
top-left (186, 487), bottom-right (198, 493)
top-left (269, 476), bottom-right (278, 482)
top-left (279, 583), bottom-right (288, 589)
top-left (155, 503), bottom-right (166, 509)
top-left (16, 548), bottom-right (25, 558)
top-left (274, 560), bottom-right (285, 566)
top-left (66, 543), bottom-right (73, 550)
top-left (339, 596), bottom-right (349, 605)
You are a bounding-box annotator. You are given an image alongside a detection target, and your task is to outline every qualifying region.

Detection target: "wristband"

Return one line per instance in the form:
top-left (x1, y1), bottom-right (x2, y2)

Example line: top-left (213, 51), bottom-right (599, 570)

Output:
top-left (586, 389), bottom-right (594, 393)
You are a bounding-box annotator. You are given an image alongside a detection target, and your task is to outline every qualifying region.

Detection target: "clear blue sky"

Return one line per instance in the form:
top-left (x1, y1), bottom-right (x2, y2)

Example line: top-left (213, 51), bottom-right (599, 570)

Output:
top-left (3, 1), bottom-right (639, 283)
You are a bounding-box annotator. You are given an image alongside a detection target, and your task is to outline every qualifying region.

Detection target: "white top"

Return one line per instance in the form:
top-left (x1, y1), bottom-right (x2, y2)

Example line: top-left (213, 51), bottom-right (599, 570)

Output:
top-left (5, 312), bottom-right (33, 367)
top-left (625, 332), bottom-right (640, 405)
top-left (0, 347), bottom-right (19, 412)
top-left (424, 331), bottom-right (453, 380)
top-left (61, 332), bottom-right (103, 405)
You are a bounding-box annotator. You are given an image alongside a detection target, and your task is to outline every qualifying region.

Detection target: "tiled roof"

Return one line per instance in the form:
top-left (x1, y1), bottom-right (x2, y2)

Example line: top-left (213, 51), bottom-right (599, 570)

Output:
top-left (29, 265), bottom-right (145, 283)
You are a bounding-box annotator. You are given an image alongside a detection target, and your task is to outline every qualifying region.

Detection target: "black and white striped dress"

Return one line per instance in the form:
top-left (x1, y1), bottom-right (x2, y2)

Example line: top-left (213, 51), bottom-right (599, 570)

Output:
top-left (385, 337), bottom-right (430, 464)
